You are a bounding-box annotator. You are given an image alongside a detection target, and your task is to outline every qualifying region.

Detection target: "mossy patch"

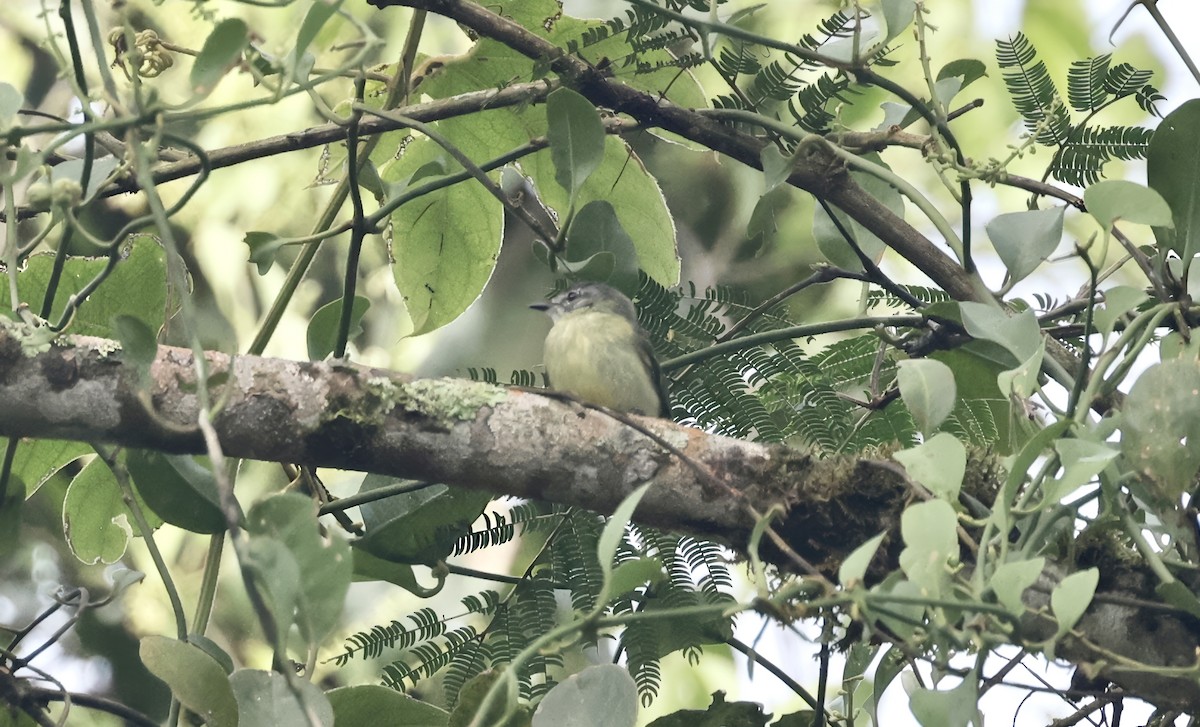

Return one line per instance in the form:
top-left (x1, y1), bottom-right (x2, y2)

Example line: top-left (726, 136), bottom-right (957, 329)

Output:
top-left (328, 376), bottom-right (506, 429)
top-left (394, 378), bottom-right (507, 423)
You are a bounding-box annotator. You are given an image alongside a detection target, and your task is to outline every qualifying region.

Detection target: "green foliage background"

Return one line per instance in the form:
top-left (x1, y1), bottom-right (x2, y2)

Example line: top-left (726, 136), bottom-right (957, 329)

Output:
top-left (2, 0), bottom-right (1199, 725)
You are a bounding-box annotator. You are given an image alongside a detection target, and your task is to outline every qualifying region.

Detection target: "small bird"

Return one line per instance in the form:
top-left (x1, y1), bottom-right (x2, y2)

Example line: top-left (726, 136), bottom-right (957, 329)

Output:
top-left (531, 282), bottom-right (670, 417)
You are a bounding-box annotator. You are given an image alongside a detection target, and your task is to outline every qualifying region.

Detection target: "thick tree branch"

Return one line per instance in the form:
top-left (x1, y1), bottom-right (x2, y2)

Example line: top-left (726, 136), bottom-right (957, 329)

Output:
top-left (0, 325), bottom-right (861, 555)
top-left (2, 325), bottom-right (1199, 711)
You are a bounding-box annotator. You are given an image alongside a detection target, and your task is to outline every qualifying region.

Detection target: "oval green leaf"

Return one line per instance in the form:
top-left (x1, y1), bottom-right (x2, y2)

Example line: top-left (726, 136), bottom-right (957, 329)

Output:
top-left (17, 235), bottom-right (168, 337)
top-left (839, 532), bottom-right (886, 588)
top-left (893, 432), bottom-right (966, 500)
top-left (63, 457), bottom-right (152, 564)
top-left (986, 206), bottom-right (1064, 285)
top-left (307, 295), bottom-right (370, 360)
top-left (386, 139), bottom-right (503, 335)
top-left (528, 136), bottom-right (679, 286)
top-left (1121, 358), bottom-right (1200, 500)
top-left (328, 684), bottom-right (449, 726)
top-left (1084, 180), bottom-right (1173, 229)
top-left (910, 676), bottom-right (980, 727)
top-left (355, 476), bottom-right (490, 565)
top-left (547, 87), bottom-right (606, 201)
top-left (898, 499), bottom-right (958, 596)
top-left (1148, 99), bottom-right (1200, 261)
top-left (531, 664), bottom-right (637, 727)
top-left (141, 635), bottom-right (238, 727)
top-left (896, 359), bottom-right (957, 435)
top-left (989, 557), bottom-right (1044, 616)
top-left (191, 18), bottom-right (249, 97)
top-left (247, 493), bottom-right (352, 644)
top-left (564, 200), bottom-right (639, 294)
top-left (1051, 567), bottom-right (1099, 638)
top-left (230, 669), bottom-right (334, 727)
top-left (126, 450), bottom-right (226, 534)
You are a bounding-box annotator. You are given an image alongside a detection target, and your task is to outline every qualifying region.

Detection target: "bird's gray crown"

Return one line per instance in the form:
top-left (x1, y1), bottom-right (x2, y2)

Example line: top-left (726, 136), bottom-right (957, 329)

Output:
top-left (532, 282), bottom-right (637, 322)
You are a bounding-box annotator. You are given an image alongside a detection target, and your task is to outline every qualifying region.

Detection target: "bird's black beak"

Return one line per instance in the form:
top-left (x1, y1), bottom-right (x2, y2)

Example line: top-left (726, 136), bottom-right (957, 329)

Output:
top-left (529, 301), bottom-right (550, 312)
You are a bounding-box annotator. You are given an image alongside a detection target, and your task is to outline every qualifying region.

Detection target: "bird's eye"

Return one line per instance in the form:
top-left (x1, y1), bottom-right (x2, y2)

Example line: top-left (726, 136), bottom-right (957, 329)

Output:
top-left (565, 290), bottom-right (579, 302)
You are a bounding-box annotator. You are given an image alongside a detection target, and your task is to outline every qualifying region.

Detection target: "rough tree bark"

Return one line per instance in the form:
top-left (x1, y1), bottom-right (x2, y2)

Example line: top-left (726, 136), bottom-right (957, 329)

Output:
top-left (2, 325), bottom-right (1199, 712)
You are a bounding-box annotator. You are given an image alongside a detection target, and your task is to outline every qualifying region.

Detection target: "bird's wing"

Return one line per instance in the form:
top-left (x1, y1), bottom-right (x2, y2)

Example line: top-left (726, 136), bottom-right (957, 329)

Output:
top-left (638, 332), bottom-right (672, 418)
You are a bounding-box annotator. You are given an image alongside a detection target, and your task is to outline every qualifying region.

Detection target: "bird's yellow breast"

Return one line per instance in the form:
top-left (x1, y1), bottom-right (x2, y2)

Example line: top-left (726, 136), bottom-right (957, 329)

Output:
top-left (542, 309), bottom-right (663, 415)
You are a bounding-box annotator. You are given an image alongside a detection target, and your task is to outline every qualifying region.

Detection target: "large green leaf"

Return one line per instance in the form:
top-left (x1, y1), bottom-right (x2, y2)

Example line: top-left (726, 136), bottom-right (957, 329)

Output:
top-left (327, 685), bottom-right (448, 726)
top-left (286, 0), bottom-right (346, 82)
top-left (1094, 285), bottom-right (1148, 337)
top-left (1148, 99), bottom-right (1200, 263)
top-left (126, 450), bottom-right (226, 534)
top-left (242, 536), bottom-right (301, 647)
top-left (547, 87), bottom-right (606, 201)
top-left (307, 295), bottom-right (370, 360)
top-left (990, 557), bottom-right (1045, 616)
top-left (246, 493), bottom-right (352, 644)
top-left (898, 499), bottom-right (958, 597)
top-left (354, 476), bottom-right (490, 565)
top-left (910, 674), bottom-right (981, 727)
top-left (527, 135), bottom-right (680, 286)
top-left (881, 0), bottom-right (917, 43)
top-left (868, 575), bottom-right (925, 640)
top-left (1121, 358), bottom-right (1200, 500)
top-left (940, 389), bottom-right (1004, 448)
top-left (63, 456), bottom-right (160, 564)
top-left (384, 137), bottom-right (504, 336)
top-left (1084, 180), bottom-right (1173, 229)
top-left (959, 303), bottom-right (1042, 363)
top-left (564, 200), bottom-right (640, 294)
top-left (141, 636), bottom-right (238, 727)
top-left (839, 532), bottom-right (886, 588)
top-left (230, 669), bottom-right (333, 727)
top-left (597, 483), bottom-right (653, 599)
top-left (17, 235), bottom-right (168, 335)
top-left (893, 433), bottom-right (966, 500)
top-left (351, 548), bottom-right (441, 596)
top-left (986, 207), bottom-right (1063, 286)
top-left (932, 344), bottom-right (1036, 455)
top-left (531, 665), bottom-right (637, 727)
top-left (4, 438), bottom-right (91, 498)
top-left (1051, 567), bottom-right (1099, 640)
top-left (190, 18), bottom-right (249, 98)
top-left (396, 12), bottom-right (682, 287)
top-left (1040, 438), bottom-right (1118, 505)
top-left (896, 358), bottom-right (957, 435)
